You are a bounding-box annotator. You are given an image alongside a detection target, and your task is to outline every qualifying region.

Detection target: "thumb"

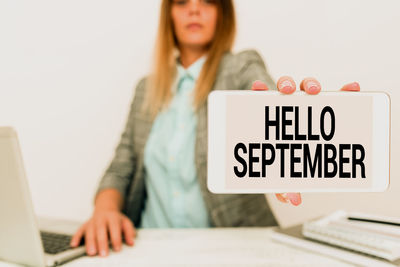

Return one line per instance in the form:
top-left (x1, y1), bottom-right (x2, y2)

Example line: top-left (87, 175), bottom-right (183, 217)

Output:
top-left (287, 193), bottom-right (302, 206)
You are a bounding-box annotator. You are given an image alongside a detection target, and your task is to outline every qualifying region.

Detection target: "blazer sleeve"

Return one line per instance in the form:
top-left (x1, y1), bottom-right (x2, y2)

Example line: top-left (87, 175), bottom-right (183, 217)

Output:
top-left (236, 50), bottom-right (277, 91)
top-left (95, 78), bottom-right (146, 201)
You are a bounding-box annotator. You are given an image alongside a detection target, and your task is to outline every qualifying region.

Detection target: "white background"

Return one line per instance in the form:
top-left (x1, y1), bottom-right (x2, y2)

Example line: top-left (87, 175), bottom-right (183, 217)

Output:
top-left (0, 0), bottom-right (399, 225)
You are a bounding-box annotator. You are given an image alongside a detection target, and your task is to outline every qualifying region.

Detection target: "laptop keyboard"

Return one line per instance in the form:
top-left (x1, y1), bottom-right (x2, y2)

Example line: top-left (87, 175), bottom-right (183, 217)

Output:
top-left (40, 231), bottom-right (76, 255)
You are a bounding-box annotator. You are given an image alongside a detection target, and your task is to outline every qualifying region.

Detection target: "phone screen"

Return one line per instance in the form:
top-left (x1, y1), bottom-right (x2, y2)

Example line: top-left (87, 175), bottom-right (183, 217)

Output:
top-left (207, 91), bottom-right (390, 193)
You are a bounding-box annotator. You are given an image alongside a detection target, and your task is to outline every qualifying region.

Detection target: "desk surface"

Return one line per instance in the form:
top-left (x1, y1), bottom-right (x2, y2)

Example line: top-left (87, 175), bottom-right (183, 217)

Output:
top-left (0, 228), bottom-right (354, 267)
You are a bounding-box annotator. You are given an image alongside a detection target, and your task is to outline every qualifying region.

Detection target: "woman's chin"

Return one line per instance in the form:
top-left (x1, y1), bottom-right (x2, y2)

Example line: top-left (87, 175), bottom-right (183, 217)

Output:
top-left (180, 39), bottom-right (212, 49)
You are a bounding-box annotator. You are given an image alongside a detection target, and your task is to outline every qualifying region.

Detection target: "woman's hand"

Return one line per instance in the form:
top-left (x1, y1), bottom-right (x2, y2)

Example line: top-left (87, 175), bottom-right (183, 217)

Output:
top-left (70, 189), bottom-right (136, 257)
top-left (251, 76), bottom-right (360, 206)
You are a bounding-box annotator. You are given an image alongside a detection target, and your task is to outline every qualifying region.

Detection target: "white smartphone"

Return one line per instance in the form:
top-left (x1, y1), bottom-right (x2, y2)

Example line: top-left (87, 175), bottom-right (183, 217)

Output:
top-left (207, 91), bottom-right (390, 193)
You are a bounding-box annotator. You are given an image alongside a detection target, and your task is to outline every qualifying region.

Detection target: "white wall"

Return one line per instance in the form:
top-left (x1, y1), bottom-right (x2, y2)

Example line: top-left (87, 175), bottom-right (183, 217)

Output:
top-left (0, 0), bottom-right (399, 225)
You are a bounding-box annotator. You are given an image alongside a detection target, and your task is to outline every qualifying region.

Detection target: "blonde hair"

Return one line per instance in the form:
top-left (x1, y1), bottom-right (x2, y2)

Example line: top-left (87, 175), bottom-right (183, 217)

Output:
top-left (143, 0), bottom-right (236, 117)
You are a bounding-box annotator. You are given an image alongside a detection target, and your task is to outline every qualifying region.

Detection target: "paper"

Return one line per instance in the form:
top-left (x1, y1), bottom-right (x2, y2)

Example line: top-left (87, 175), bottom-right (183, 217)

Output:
top-left (61, 228), bottom-right (354, 267)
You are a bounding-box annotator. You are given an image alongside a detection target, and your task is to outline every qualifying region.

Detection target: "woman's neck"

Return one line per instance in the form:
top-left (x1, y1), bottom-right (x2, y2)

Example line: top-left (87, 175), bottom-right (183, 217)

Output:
top-left (179, 46), bottom-right (207, 68)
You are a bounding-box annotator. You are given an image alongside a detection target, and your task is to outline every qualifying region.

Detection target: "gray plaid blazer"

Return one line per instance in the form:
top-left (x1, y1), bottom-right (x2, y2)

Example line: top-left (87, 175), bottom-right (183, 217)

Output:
top-left (96, 49), bottom-right (278, 227)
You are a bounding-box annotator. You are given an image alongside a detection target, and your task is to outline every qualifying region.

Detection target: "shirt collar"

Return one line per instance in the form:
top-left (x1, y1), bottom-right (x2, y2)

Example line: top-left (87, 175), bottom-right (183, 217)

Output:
top-left (176, 55), bottom-right (207, 81)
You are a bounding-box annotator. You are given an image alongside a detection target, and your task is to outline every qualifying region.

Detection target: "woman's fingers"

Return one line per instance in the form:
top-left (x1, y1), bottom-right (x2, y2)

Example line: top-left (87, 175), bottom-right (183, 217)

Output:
top-left (277, 76), bottom-right (296, 94)
top-left (70, 223), bottom-right (85, 247)
top-left (108, 216), bottom-right (122, 252)
top-left (275, 193), bottom-right (288, 203)
top-left (275, 193), bottom-right (302, 206)
top-left (71, 211), bottom-right (133, 257)
top-left (341, 82), bottom-right (360, 91)
top-left (300, 77), bottom-right (321, 95)
top-left (251, 80), bottom-right (269, 91)
top-left (121, 216), bottom-right (136, 246)
top-left (253, 77), bottom-right (322, 95)
top-left (95, 219), bottom-right (109, 257)
top-left (85, 221), bottom-right (97, 256)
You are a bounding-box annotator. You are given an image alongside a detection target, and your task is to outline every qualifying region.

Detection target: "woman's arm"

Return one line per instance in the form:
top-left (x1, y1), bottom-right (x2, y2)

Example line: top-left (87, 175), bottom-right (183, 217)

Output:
top-left (95, 188), bottom-right (124, 212)
top-left (95, 78), bottom-right (147, 201)
top-left (236, 50), bottom-right (277, 91)
top-left (70, 78), bottom-right (147, 257)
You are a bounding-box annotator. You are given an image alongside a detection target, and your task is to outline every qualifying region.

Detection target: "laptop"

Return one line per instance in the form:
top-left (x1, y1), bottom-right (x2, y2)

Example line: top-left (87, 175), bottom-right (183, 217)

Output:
top-left (0, 127), bottom-right (86, 266)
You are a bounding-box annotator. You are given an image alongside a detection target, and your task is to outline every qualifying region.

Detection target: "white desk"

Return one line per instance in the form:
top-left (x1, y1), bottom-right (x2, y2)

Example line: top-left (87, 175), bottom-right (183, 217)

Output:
top-left (0, 227), bottom-right (355, 267)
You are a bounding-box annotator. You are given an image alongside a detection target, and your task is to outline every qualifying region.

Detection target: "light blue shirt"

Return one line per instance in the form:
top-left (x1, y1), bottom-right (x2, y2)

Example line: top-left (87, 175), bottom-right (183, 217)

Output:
top-left (140, 56), bottom-right (211, 228)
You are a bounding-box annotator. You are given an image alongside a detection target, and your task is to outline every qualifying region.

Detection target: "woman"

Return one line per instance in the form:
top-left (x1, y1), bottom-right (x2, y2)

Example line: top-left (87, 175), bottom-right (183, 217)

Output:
top-left (70, 0), bottom-right (360, 257)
